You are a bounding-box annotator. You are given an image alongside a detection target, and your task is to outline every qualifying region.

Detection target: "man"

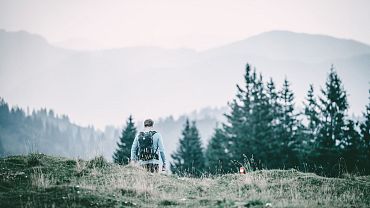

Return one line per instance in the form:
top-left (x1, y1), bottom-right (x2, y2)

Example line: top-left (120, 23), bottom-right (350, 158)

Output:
top-left (130, 119), bottom-right (166, 173)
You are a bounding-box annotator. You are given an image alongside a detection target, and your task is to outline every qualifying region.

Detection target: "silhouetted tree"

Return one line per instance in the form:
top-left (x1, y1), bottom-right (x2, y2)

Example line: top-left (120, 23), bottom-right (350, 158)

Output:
top-left (225, 64), bottom-right (255, 167)
top-left (342, 120), bottom-right (364, 173)
top-left (316, 66), bottom-right (348, 175)
top-left (0, 139), bottom-right (4, 156)
top-left (304, 84), bottom-right (321, 141)
top-left (205, 127), bottom-right (232, 174)
top-left (248, 72), bottom-right (274, 168)
top-left (264, 78), bottom-right (284, 168)
top-left (360, 90), bottom-right (370, 173)
top-left (171, 119), bottom-right (205, 177)
top-left (302, 84), bottom-right (321, 169)
top-left (113, 115), bottom-right (137, 165)
top-left (277, 78), bottom-right (301, 167)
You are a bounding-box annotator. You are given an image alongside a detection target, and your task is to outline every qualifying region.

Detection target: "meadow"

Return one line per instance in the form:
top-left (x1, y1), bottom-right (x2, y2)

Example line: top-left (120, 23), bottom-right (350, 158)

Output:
top-left (0, 154), bottom-right (369, 208)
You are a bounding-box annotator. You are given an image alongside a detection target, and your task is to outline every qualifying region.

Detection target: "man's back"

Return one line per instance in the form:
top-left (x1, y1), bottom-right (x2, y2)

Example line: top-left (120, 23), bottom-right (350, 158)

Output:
top-left (130, 119), bottom-right (166, 172)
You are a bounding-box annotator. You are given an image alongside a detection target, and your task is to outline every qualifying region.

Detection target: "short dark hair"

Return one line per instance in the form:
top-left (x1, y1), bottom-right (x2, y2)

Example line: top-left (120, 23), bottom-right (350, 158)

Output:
top-left (144, 119), bottom-right (154, 127)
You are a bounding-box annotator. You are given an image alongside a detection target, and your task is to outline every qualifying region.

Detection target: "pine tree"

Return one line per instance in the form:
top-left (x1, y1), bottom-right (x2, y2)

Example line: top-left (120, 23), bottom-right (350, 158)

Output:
top-left (360, 90), bottom-right (370, 173)
top-left (113, 115), bottom-right (137, 165)
top-left (316, 66), bottom-right (348, 175)
top-left (171, 119), bottom-right (205, 177)
top-left (277, 78), bottom-right (300, 167)
top-left (304, 84), bottom-right (321, 139)
top-left (361, 90), bottom-right (370, 150)
top-left (227, 65), bottom-right (271, 169)
top-left (0, 138), bottom-right (4, 156)
top-left (263, 78), bottom-right (283, 168)
top-left (302, 84), bottom-right (321, 169)
top-left (223, 64), bottom-right (255, 168)
top-left (0, 98), bottom-right (10, 128)
top-left (266, 78), bottom-right (280, 125)
top-left (245, 72), bottom-right (271, 168)
top-left (225, 64), bottom-right (253, 140)
top-left (279, 79), bottom-right (297, 138)
top-left (205, 127), bottom-right (232, 174)
top-left (219, 64), bottom-right (284, 170)
top-left (342, 120), bottom-right (363, 173)
top-left (0, 99), bottom-right (9, 156)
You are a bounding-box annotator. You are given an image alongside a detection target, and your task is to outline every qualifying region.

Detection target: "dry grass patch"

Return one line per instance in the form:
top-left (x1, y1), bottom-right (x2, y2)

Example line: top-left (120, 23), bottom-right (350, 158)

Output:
top-left (1, 154), bottom-right (369, 207)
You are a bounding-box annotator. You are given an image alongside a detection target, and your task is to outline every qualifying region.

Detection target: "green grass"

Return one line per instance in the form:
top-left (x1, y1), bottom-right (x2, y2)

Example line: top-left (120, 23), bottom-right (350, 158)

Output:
top-left (0, 154), bottom-right (369, 207)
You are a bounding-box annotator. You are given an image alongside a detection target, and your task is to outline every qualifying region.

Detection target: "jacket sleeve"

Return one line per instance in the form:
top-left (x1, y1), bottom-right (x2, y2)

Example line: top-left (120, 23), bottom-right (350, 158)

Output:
top-left (157, 133), bottom-right (166, 164)
top-left (130, 135), bottom-right (139, 161)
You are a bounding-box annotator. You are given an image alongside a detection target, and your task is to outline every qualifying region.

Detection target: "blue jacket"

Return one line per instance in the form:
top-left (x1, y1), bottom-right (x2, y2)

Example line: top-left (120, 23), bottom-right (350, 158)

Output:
top-left (130, 130), bottom-right (166, 165)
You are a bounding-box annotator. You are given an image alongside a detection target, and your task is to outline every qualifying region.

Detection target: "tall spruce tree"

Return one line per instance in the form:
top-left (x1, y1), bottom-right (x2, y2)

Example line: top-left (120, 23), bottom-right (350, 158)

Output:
top-left (360, 90), bottom-right (370, 173)
top-left (0, 139), bottom-right (4, 156)
top-left (220, 64), bottom-right (284, 170)
top-left (113, 115), bottom-right (137, 165)
top-left (342, 120), bottom-right (363, 173)
top-left (316, 66), bottom-right (348, 175)
top-left (361, 90), bottom-right (370, 151)
top-left (205, 127), bottom-right (232, 174)
top-left (224, 64), bottom-right (257, 166)
top-left (246, 72), bottom-right (272, 168)
top-left (223, 64), bottom-right (254, 169)
top-left (302, 84), bottom-right (321, 168)
top-left (171, 119), bottom-right (205, 177)
top-left (227, 66), bottom-right (270, 169)
top-left (266, 78), bottom-right (280, 126)
top-left (277, 78), bottom-right (301, 167)
top-left (263, 78), bottom-right (283, 168)
top-left (304, 85), bottom-right (321, 142)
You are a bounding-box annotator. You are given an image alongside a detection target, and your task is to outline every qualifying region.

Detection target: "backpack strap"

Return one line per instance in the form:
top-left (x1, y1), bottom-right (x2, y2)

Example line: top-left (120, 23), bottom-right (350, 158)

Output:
top-left (138, 132), bottom-right (146, 147)
top-left (136, 132), bottom-right (144, 155)
top-left (149, 131), bottom-right (159, 152)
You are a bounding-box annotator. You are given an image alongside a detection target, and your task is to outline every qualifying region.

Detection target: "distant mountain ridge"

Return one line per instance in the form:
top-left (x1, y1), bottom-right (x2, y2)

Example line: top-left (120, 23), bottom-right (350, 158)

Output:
top-left (0, 29), bottom-right (369, 130)
top-left (204, 31), bottom-right (370, 65)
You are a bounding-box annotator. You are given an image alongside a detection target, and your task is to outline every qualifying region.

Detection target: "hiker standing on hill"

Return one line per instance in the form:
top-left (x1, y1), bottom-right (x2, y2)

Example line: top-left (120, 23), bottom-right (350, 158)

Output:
top-left (130, 119), bottom-right (166, 173)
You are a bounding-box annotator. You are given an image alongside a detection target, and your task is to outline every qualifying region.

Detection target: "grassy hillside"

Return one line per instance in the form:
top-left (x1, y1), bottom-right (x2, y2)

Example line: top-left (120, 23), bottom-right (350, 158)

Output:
top-left (0, 154), bottom-right (369, 207)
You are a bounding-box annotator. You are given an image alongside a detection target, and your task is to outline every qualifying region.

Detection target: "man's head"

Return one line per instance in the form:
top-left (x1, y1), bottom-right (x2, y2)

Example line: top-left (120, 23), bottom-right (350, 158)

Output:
top-left (144, 119), bottom-right (154, 128)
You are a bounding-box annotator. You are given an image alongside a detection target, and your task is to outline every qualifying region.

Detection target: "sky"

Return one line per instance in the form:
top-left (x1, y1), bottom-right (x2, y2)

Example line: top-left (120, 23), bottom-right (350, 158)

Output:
top-left (0, 0), bottom-right (370, 50)
top-left (0, 0), bottom-right (369, 129)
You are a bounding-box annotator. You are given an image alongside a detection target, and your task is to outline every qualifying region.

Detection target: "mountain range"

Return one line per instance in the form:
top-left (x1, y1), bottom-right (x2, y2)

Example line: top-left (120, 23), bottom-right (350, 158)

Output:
top-left (1, 29), bottom-right (369, 159)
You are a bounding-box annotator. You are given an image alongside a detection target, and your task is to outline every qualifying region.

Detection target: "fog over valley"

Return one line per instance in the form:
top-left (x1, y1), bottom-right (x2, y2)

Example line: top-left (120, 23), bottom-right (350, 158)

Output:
top-left (1, 29), bottom-right (369, 129)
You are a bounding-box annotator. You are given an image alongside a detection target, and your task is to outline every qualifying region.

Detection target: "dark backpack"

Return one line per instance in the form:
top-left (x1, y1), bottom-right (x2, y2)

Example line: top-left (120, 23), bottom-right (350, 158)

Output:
top-left (137, 131), bottom-right (159, 161)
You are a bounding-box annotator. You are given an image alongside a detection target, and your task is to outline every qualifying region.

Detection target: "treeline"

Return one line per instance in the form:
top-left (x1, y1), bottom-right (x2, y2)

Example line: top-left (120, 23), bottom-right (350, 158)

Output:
top-left (169, 64), bottom-right (369, 177)
top-left (112, 116), bottom-right (206, 177)
top-left (2, 63), bottom-right (369, 177)
top-left (0, 101), bottom-right (119, 159)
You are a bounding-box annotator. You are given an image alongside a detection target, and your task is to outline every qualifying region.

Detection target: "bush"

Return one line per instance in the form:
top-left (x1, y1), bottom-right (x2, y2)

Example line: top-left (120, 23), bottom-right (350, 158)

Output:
top-left (27, 153), bottom-right (44, 167)
top-left (158, 200), bottom-right (179, 206)
top-left (87, 155), bottom-right (108, 169)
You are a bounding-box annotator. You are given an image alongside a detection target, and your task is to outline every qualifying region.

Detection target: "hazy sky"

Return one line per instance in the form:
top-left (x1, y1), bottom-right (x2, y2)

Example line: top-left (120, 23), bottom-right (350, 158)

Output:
top-left (1, 0), bottom-right (370, 50)
top-left (1, 0), bottom-right (369, 129)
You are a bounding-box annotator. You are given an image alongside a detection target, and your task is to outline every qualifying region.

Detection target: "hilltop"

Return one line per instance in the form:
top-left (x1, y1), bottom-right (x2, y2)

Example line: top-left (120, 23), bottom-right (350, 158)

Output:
top-left (0, 154), bottom-right (369, 207)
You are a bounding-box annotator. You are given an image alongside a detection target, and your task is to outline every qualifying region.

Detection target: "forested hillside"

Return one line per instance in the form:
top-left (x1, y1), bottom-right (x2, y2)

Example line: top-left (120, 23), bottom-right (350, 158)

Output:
top-left (0, 101), bottom-right (120, 159)
top-left (0, 98), bottom-right (222, 162)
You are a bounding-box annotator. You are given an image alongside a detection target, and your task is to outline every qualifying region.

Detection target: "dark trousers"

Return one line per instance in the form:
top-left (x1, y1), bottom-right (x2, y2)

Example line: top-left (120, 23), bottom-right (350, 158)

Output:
top-left (142, 164), bottom-right (159, 173)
